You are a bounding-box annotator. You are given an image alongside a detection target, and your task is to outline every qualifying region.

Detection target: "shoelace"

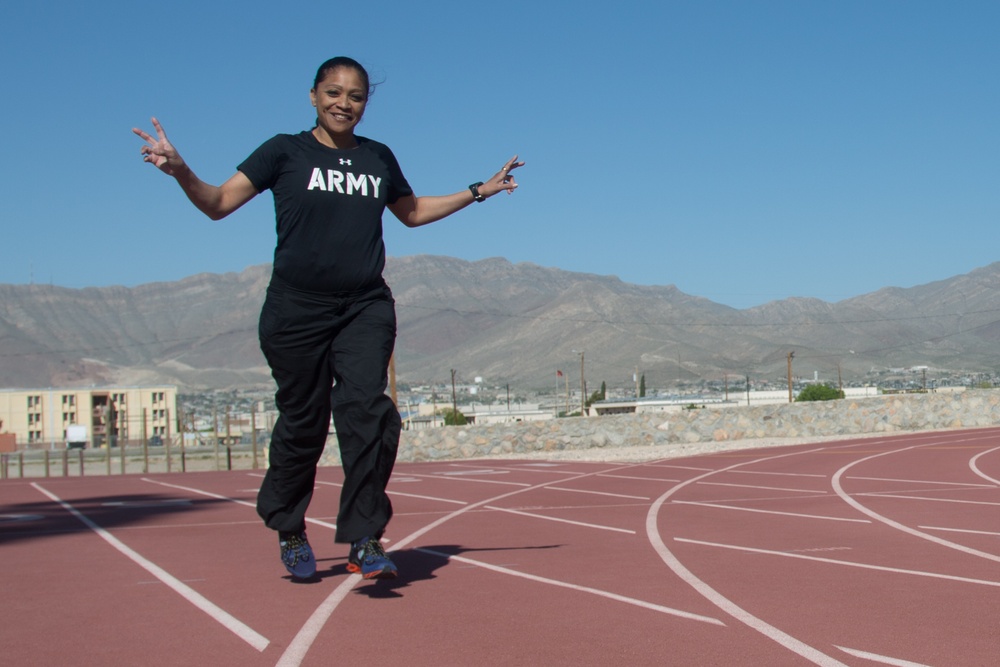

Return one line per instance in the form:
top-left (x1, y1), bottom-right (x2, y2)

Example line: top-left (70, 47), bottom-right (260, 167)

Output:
top-left (361, 538), bottom-right (388, 564)
top-left (282, 534), bottom-right (309, 564)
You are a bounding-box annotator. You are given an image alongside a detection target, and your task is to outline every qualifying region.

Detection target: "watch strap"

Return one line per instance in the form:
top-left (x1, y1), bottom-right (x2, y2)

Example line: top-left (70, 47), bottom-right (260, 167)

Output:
top-left (469, 182), bottom-right (486, 202)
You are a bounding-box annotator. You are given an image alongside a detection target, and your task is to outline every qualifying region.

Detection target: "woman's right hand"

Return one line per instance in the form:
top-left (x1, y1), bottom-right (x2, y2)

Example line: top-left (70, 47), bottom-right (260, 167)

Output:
top-left (132, 117), bottom-right (186, 177)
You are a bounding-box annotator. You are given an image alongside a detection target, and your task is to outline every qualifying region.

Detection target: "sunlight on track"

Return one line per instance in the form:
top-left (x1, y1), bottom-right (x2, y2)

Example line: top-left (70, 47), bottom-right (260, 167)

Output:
top-left (415, 547), bottom-right (723, 626)
top-left (830, 440), bottom-right (1000, 564)
top-left (276, 461), bottom-right (698, 667)
top-left (646, 446), bottom-right (854, 667)
top-left (32, 482), bottom-right (270, 652)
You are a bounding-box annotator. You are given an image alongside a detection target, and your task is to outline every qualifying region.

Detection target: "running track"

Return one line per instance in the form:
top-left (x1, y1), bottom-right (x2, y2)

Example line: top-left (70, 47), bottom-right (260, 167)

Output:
top-left (4, 428), bottom-right (1000, 666)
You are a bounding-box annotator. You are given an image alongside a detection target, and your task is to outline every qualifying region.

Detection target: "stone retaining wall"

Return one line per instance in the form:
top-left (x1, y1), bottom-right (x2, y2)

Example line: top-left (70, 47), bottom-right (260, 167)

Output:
top-left (320, 390), bottom-right (1000, 464)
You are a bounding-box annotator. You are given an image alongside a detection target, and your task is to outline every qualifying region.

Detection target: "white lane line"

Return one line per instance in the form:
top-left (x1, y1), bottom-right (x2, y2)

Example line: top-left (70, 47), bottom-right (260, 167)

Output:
top-left (483, 505), bottom-right (636, 534)
top-left (697, 481), bottom-right (822, 494)
top-left (415, 547), bottom-right (720, 625)
top-left (831, 445), bottom-right (1000, 565)
top-left (731, 470), bottom-right (827, 479)
top-left (848, 475), bottom-right (996, 488)
top-left (835, 645), bottom-right (934, 666)
top-left (671, 500), bottom-right (871, 524)
top-left (405, 472), bottom-right (532, 487)
top-left (545, 486), bottom-right (649, 500)
top-left (647, 445), bottom-right (855, 667)
top-left (919, 525), bottom-right (1000, 537)
top-left (445, 462), bottom-right (576, 475)
top-left (388, 491), bottom-right (469, 505)
top-left (142, 477), bottom-right (338, 530)
top-left (675, 537), bottom-right (1000, 588)
top-left (646, 463), bottom-right (714, 472)
top-left (854, 493), bottom-right (1000, 507)
top-left (315, 477), bottom-right (476, 506)
top-left (276, 462), bottom-right (671, 667)
top-left (970, 445), bottom-right (1000, 485)
top-left (598, 473), bottom-right (683, 483)
top-left (32, 483), bottom-right (269, 652)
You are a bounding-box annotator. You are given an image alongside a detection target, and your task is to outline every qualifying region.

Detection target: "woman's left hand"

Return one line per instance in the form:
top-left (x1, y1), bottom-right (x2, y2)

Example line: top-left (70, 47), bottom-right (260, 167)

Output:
top-left (483, 155), bottom-right (525, 197)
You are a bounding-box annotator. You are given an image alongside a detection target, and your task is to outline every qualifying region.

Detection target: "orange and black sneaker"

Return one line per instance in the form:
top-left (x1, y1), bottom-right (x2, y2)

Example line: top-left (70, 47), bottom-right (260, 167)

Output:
top-left (347, 536), bottom-right (397, 579)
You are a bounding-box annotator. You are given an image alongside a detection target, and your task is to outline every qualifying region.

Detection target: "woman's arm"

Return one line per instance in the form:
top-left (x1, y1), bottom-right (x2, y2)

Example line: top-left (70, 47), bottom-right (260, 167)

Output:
top-left (388, 155), bottom-right (524, 228)
top-left (133, 117), bottom-right (258, 220)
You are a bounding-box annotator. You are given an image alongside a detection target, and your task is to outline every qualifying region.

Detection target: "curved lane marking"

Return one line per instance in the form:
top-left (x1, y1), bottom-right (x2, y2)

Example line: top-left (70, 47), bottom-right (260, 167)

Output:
top-left (647, 444), bottom-right (856, 667)
top-left (277, 462), bottom-right (721, 667)
top-left (415, 547), bottom-right (722, 625)
top-left (835, 644), bottom-right (933, 667)
top-left (969, 445), bottom-right (1000, 485)
top-left (830, 439), bottom-right (1000, 564)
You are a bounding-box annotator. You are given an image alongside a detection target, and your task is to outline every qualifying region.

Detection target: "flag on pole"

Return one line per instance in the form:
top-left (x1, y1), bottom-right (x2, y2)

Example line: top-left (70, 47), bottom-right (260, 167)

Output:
top-left (556, 370), bottom-right (563, 377)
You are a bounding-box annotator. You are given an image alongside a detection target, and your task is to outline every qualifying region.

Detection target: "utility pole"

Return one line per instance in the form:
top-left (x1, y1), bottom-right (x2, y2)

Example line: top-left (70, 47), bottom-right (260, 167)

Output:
top-left (787, 351), bottom-right (795, 403)
top-left (578, 351), bottom-right (586, 416)
top-left (450, 369), bottom-right (458, 422)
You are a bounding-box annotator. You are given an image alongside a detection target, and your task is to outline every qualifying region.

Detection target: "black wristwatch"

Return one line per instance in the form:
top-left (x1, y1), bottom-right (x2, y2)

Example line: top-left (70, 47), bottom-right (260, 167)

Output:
top-left (469, 182), bottom-right (486, 202)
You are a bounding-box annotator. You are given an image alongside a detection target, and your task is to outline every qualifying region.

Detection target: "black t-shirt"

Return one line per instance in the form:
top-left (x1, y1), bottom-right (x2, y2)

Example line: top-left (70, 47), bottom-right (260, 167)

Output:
top-left (238, 131), bottom-right (413, 294)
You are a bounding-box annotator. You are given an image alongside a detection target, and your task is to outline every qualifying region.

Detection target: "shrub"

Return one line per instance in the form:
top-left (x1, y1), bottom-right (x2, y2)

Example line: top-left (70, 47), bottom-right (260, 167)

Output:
top-left (795, 384), bottom-right (844, 402)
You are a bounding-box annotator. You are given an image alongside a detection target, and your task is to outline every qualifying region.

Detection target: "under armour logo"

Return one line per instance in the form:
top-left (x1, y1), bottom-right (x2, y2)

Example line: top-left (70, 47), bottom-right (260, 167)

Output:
top-left (339, 159), bottom-right (352, 166)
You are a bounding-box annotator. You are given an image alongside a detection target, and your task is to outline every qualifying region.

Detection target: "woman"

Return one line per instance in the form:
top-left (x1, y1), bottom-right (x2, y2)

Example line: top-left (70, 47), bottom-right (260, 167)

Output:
top-left (133, 56), bottom-right (523, 581)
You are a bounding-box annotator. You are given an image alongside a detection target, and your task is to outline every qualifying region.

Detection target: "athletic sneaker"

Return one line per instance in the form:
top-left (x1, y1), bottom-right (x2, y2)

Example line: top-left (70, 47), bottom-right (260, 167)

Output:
top-left (279, 531), bottom-right (316, 579)
top-left (347, 536), bottom-right (398, 579)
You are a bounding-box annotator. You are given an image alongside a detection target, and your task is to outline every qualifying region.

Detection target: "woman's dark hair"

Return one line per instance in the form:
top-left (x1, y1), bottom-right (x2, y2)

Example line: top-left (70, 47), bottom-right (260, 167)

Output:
top-left (312, 57), bottom-right (375, 99)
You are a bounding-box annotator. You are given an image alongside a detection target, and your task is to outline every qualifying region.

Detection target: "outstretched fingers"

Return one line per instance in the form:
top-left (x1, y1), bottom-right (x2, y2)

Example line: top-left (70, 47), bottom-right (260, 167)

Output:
top-left (497, 155), bottom-right (524, 193)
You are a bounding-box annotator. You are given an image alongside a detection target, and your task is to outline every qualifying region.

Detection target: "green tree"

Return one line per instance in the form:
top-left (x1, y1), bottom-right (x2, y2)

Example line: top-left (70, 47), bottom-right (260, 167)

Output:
top-left (795, 384), bottom-right (844, 402)
top-left (442, 408), bottom-right (467, 425)
top-left (586, 381), bottom-right (608, 408)
top-left (639, 374), bottom-right (646, 398)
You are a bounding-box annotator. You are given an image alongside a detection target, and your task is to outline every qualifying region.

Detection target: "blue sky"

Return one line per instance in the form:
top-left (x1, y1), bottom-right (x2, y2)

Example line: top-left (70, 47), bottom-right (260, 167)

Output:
top-left (2, 1), bottom-right (998, 309)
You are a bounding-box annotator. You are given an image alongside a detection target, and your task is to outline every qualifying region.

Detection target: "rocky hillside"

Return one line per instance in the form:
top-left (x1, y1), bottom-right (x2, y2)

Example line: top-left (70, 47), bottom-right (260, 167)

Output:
top-left (2, 255), bottom-right (1000, 390)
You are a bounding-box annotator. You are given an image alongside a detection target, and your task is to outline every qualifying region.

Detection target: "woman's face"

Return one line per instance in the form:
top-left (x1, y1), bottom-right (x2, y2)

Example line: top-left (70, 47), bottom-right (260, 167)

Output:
top-left (310, 67), bottom-right (368, 140)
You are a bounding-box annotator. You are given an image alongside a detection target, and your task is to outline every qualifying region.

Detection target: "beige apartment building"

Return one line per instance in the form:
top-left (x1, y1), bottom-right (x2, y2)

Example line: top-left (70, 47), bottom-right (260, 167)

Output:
top-left (0, 386), bottom-right (178, 450)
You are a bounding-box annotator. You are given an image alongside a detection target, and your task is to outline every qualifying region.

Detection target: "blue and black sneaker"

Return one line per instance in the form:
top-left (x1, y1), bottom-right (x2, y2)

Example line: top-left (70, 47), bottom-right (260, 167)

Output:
top-left (347, 536), bottom-right (397, 579)
top-left (279, 531), bottom-right (316, 579)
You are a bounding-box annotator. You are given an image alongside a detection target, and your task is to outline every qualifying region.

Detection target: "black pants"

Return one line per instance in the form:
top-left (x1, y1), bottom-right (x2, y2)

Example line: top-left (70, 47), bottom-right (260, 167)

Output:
top-left (255, 279), bottom-right (401, 544)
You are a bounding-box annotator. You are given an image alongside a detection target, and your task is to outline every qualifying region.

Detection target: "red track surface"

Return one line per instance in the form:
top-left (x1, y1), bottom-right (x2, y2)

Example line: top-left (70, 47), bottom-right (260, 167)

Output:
top-left (4, 428), bottom-right (1000, 666)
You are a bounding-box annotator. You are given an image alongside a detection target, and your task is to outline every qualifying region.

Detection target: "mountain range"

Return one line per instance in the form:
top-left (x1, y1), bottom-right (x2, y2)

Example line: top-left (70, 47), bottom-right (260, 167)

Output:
top-left (3, 255), bottom-right (1000, 392)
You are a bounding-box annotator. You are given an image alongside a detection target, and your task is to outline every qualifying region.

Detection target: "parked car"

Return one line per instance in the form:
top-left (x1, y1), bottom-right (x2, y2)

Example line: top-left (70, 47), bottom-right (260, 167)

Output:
top-left (148, 435), bottom-right (163, 447)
